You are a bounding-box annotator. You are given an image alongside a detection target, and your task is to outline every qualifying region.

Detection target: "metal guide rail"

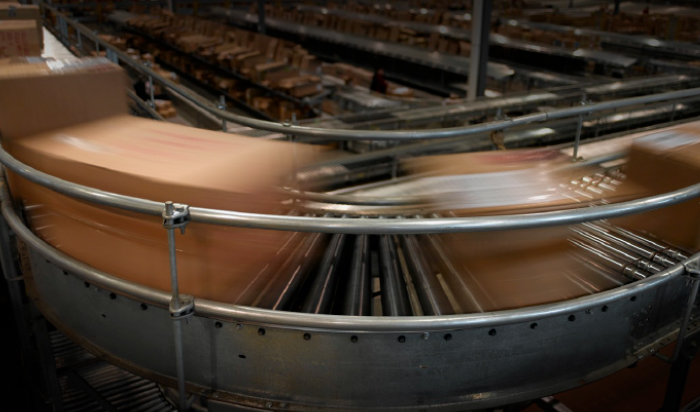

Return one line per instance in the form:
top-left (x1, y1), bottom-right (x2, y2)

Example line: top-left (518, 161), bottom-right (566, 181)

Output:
top-left (2, 138), bottom-right (700, 411)
top-left (10, 5), bottom-right (700, 411)
top-left (43, 2), bottom-right (700, 144)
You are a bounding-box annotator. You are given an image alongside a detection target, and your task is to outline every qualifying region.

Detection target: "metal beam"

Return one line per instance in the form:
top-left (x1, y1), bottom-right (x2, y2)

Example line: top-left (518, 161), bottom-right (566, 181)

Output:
top-left (467, 0), bottom-right (492, 101)
top-left (257, 0), bottom-right (266, 34)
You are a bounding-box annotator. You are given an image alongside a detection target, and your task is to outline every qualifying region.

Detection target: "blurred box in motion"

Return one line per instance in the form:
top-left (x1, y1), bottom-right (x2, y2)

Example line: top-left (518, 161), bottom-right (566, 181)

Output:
top-left (0, 20), bottom-right (40, 58)
top-left (405, 147), bottom-right (646, 311)
top-left (0, 57), bottom-right (325, 304)
top-left (0, 57), bottom-right (127, 140)
top-left (0, 3), bottom-right (42, 46)
top-left (617, 122), bottom-right (700, 250)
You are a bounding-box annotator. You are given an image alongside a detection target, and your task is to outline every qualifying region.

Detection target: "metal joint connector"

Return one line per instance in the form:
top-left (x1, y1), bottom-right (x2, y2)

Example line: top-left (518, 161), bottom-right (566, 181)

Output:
top-left (683, 260), bottom-right (700, 279)
top-left (162, 202), bottom-right (190, 234)
top-left (170, 294), bottom-right (195, 319)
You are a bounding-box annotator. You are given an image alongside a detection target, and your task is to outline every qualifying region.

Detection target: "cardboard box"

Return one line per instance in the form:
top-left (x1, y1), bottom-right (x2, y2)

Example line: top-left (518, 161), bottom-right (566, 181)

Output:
top-left (0, 3), bottom-right (42, 46)
top-left (616, 123), bottom-right (700, 249)
top-left (7, 115), bottom-right (323, 303)
top-left (0, 19), bottom-right (40, 58)
top-left (0, 57), bottom-right (127, 140)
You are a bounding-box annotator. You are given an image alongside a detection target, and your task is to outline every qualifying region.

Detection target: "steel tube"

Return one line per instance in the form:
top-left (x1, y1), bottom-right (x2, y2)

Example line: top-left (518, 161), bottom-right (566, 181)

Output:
top-left (399, 235), bottom-right (453, 316)
top-left (252, 233), bottom-right (325, 310)
top-left (35, 3), bottom-right (700, 142)
top-left (163, 201), bottom-right (186, 411)
top-left (591, 222), bottom-right (689, 262)
top-left (2, 179), bottom-right (697, 331)
top-left (573, 113), bottom-right (584, 160)
top-left (378, 235), bottom-right (412, 316)
top-left (571, 229), bottom-right (665, 273)
top-left (342, 235), bottom-right (371, 316)
top-left (301, 233), bottom-right (346, 314)
top-left (571, 237), bottom-right (650, 278)
top-left (234, 231), bottom-right (303, 306)
top-left (424, 234), bottom-right (484, 313)
top-left (172, 320), bottom-right (186, 411)
top-left (582, 223), bottom-right (679, 267)
top-left (4, 143), bottom-right (700, 234)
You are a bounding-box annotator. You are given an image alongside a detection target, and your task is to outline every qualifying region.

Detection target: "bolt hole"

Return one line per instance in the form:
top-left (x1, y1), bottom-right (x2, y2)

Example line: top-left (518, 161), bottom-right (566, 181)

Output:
top-left (140, 303), bottom-right (148, 311)
top-left (568, 315), bottom-right (576, 322)
top-left (109, 293), bottom-right (117, 300)
top-left (351, 335), bottom-right (358, 343)
top-left (585, 309), bottom-right (592, 314)
top-left (101, 314), bottom-right (106, 318)
top-left (398, 335), bottom-right (406, 343)
top-left (444, 333), bottom-right (452, 341)
top-left (303, 333), bottom-right (311, 341)
top-left (602, 305), bottom-right (609, 312)
top-left (84, 282), bottom-right (90, 288)
top-left (489, 329), bottom-right (497, 336)
top-left (631, 295), bottom-right (637, 302)
top-left (215, 322), bottom-right (223, 329)
top-left (531, 322), bottom-right (538, 329)
top-left (238, 354), bottom-right (246, 359)
top-left (258, 328), bottom-right (265, 336)
top-left (62, 270), bottom-right (68, 276)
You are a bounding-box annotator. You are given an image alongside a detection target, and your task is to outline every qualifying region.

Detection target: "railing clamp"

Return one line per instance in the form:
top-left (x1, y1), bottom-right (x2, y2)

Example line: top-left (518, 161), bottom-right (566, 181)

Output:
top-left (170, 294), bottom-right (195, 319)
top-left (162, 202), bottom-right (189, 234)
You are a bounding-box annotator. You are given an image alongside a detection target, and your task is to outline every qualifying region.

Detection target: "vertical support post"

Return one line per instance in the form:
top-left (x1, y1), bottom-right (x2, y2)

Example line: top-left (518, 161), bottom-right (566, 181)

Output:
top-left (257, 0), bottom-right (266, 34)
top-left (467, 0), bottom-right (492, 101)
top-left (162, 201), bottom-right (193, 412)
top-left (572, 94), bottom-right (587, 161)
top-left (77, 29), bottom-right (82, 52)
top-left (672, 264), bottom-right (700, 363)
top-left (614, 0), bottom-right (621, 15)
top-left (167, 0), bottom-right (174, 13)
top-left (660, 260), bottom-right (700, 412)
top-left (218, 95), bottom-right (227, 132)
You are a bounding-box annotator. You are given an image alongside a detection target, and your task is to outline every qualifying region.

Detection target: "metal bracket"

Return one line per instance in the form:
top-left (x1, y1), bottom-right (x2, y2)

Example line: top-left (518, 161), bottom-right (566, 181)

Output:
top-left (170, 294), bottom-right (195, 319)
top-left (683, 259), bottom-right (700, 280)
top-left (162, 202), bottom-right (190, 234)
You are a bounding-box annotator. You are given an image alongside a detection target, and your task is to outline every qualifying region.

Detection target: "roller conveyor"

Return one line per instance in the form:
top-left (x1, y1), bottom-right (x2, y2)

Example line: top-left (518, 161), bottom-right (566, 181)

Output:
top-left (503, 17), bottom-right (700, 62)
top-left (294, 5), bottom-right (638, 68)
top-left (6, 19), bottom-right (700, 410)
top-left (210, 7), bottom-right (516, 80)
top-left (5, 123), bottom-right (700, 411)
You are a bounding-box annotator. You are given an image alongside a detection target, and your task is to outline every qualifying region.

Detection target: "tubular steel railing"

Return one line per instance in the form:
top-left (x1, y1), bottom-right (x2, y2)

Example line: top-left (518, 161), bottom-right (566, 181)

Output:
top-left (15, 5), bottom-right (700, 409)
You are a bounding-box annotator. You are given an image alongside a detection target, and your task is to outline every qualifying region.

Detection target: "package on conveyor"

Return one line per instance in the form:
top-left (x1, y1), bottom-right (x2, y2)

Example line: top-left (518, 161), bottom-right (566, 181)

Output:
top-left (253, 60), bottom-right (286, 83)
top-left (176, 33), bottom-right (220, 53)
top-left (154, 98), bottom-right (177, 118)
top-left (0, 57), bottom-right (327, 304)
top-left (98, 34), bottom-right (127, 51)
top-left (403, 147), bottom-right (648, 311)
top-left (0, 20), bottom-right (41, 58)
top-left (276, 75), bottom-right (322, 98)
top-left (615, 122), bottom-right (700, 250)
top-left (0, 3), bottom-right (42, 47)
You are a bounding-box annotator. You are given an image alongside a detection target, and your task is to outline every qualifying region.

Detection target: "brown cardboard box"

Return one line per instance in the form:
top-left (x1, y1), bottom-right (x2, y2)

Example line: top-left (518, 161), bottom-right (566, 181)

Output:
top-left (7, 115), bottom-right (323, 303)
top-left (615, 123), bottom-right (700, 249)
top-left (0, 3), bottom-right (42, 46)
top-left (0, 58), bottom-right (127, 140)
top-left (0, 19), bottom-right (40, 58)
